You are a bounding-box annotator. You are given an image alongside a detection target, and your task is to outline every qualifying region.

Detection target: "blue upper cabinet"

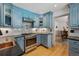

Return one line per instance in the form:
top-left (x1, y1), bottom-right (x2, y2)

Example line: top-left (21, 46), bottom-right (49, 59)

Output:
top-left (0, 3), bottom-right (53, 28)
top-left (12, 6), bottom-right (23, 28)
top-left (4, 4), bottom-right (13, 27)
top-left (35, 11), bottom-right (53, 28)
top-left (0, 4), bottom-right (1, 25)
top-left (43, 11), bottom-right (53, 28)
top-left (0, 3), bottom-right (13, 27)
top-left (12, 5), bottom-right (39, 28)
top-left (33, 16), bottom-right (40, 28)
top-left (0, 3), bottom-right (40, 28)
top-left (69, 4), bottom-right (79, 28)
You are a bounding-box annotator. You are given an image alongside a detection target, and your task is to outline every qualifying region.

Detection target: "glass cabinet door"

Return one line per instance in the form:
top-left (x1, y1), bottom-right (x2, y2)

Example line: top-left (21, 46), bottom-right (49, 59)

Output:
top-left (4, 4), bottom-right (12, 27)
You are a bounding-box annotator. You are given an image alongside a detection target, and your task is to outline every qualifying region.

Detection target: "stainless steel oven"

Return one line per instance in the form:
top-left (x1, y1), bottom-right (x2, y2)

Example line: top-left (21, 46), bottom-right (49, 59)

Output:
top-left (24, 34), bottom-right (37, 52)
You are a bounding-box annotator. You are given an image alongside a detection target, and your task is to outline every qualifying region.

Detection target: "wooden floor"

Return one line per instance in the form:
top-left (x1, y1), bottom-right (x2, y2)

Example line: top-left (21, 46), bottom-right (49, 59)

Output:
top-left (23, 41), bottom-right (69, 56)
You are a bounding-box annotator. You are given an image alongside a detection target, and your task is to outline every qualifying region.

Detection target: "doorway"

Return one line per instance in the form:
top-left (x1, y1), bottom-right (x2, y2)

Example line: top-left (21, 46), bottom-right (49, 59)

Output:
top-left (54, 15), bottom-right (68, 44)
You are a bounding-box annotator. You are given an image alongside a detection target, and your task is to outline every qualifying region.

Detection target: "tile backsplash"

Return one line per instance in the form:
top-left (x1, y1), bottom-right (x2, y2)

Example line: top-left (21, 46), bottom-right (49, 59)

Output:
top-left (0, 28), bottom-right (22, 36)
top-left (69, 29), bottom-right (79, 37)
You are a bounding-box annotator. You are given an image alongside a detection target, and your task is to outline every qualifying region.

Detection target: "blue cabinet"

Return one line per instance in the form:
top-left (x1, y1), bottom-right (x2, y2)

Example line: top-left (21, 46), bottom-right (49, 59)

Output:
top-left (0, 3), bottom-right (13, 27)
top-left (0, 3), bottom-right (39, 28)
top-left (36, 35), bottom-right (41, 45)
top-left (34, 11), bottom-right (53, 28)
top-left (69, 39), bottom-right (79, 56)
top-left (69, 4), bottom-right (79, 28)
top-left (15, 35), bottom-right (25, 52)
top-left (12, 6), bottom-right (23, 28)
top-left (34, 17), bottom-right (40, 28)
top-left (4, 4), bottom-right (13, 27)
top-left (36, 34), bottom-right (53, 48)
top-left (43, 11), bottom-right (53, 28)
top-left (41, 35), bottom-right (48, 47)
top-left (0, 4), bottom-right (1, 25)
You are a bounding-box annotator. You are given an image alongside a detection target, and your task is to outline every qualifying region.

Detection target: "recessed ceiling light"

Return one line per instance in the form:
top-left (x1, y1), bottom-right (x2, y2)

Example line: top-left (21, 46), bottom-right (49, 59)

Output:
top-left (54, 4), bottom-right (57, 7)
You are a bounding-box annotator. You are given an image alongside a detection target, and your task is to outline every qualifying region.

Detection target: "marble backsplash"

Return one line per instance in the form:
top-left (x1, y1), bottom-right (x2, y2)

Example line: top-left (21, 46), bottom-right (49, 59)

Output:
top-left (0, 28), bottom-right (22, 36)
top-left (69, 29), bottom-right (79, 37)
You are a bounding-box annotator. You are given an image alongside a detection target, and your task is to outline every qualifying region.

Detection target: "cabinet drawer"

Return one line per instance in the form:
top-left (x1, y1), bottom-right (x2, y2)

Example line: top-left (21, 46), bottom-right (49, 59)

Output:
top-left (69, 46), bottom-right (79, 53)
top-left (69, 39), bottom-right (79, 47)
top-left (69, 50), bottom-right (79, 56)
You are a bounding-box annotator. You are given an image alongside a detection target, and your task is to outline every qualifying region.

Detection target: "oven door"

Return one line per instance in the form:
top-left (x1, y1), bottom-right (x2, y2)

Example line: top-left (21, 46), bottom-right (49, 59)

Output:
top-left (25, 35), bottom-right (37, 52)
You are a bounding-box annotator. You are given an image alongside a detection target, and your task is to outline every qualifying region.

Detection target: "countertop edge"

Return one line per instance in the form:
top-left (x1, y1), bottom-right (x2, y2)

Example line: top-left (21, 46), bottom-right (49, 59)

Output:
top-left (68, 36), bottom-right (79, 41)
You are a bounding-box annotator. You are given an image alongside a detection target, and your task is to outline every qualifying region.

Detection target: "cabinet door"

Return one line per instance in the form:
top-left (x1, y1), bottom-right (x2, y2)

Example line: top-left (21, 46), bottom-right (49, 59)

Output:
top-left (69, 39), bottom-right (79, 56)
top-left (77, 5), bottom-right (79, 27)
top-left (43, 14), bottom-right (50, 28)
top-left (15, 36), bottom-right (25, 52)
top-left (41, 35), bottom-right (48, 47)
top-left (0, 4), bottom-right (1, 25)
top-left (43, 12), bottom-right (53, 28)
top-left (4, 4), bottom-right (13, 27)
top-left (69, 4), bottom-right (79, 28)
top-left (36, 35), bottom-right (41, 45)
top-left (47, 35), bottom-right (52, 48)
top-left (34, 17), bottom-right (39, 28)
top-left (12, 7), bottom-right (22, 28)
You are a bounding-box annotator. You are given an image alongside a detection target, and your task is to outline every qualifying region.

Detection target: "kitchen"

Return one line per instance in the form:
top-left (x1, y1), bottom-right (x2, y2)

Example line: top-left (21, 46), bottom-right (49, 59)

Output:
top-left (0, 3), bottom-right (79, 56)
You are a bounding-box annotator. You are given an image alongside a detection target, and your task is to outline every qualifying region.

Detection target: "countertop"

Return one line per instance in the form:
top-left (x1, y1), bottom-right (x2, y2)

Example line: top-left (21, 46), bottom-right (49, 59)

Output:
top-left (22, 32), bottom-right (53, 35)
top-left (0, 34), bottom-right (23, 38)
top-left (0, 32), bottom-right (53, 37)
top-left (68, 36), bottom-right (79, 41)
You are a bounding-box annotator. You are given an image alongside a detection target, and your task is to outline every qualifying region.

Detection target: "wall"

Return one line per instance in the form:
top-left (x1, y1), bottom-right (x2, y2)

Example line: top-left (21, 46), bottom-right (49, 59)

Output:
top-left (53, 8), bottom-right (69, 17)
top-left (69, 30), bottom-right (79, 37)
top-left (54, 16), bottom-right (68, 31)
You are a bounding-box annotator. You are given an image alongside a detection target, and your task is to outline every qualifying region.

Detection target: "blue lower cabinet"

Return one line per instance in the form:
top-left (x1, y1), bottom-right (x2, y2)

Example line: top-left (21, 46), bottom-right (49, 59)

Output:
top-left (36, 34), bottom-right (53, 48)
top-left (15, 36), bottom-right (25, 52)
top-left (41, 35), bottom-right (48, 47)
top-left (69, 39), bottom-right (79, 56)
top-left (69, 4), bottom-right (79, 28)
top-left (36, 35), bottom-right (41, 45)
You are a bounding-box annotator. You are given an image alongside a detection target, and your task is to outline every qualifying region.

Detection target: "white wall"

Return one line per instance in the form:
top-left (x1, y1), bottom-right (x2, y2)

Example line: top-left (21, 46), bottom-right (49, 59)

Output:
top-left (53, 7), bottom-right (69, 17)
top-left (54, 16), bottom-right (68, 31)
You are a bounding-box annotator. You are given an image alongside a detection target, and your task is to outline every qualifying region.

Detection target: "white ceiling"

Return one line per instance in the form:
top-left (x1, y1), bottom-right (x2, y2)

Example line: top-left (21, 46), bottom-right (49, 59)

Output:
top-left (13, 3), bottom-right (68, 14)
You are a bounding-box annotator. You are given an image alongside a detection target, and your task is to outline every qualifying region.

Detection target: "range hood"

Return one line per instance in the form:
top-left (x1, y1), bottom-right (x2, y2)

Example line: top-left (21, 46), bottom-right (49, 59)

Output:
top-left (22, 17), bottom-right (35, 23)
